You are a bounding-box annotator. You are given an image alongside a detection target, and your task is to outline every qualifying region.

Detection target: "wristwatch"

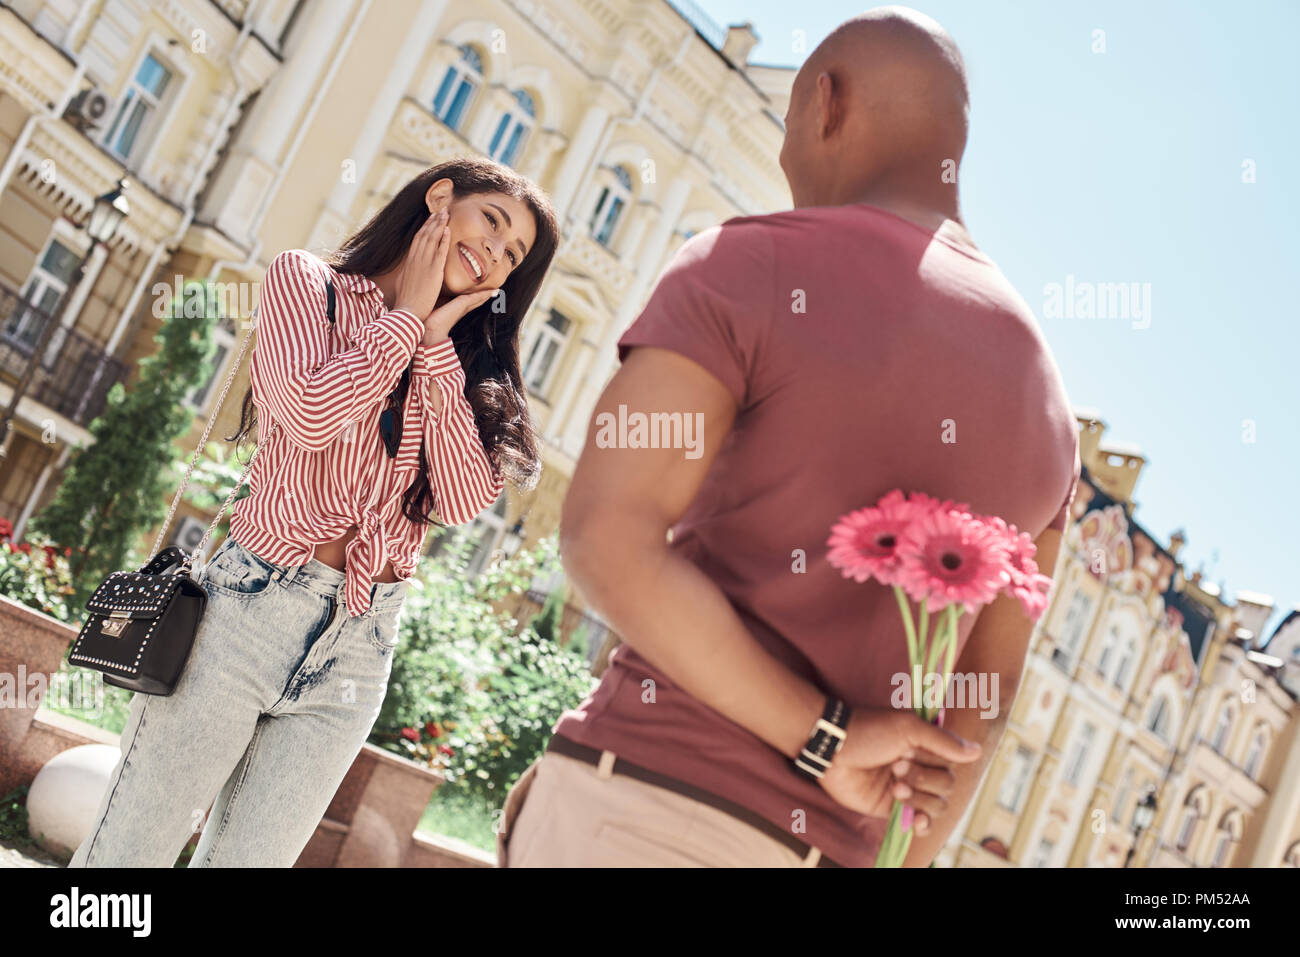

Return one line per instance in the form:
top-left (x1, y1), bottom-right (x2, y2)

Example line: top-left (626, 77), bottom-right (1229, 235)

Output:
top-left (791, 697), bottom-right (852, 781)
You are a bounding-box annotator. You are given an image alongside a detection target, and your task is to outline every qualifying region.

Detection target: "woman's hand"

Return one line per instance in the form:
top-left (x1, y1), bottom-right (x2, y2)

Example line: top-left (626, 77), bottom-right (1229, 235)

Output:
top-left (422, 287), bottom-right (500, 345)
top-left (393, 210), bottom-right (450, 320)
top-left (816, 708), bottom-right (981, 834)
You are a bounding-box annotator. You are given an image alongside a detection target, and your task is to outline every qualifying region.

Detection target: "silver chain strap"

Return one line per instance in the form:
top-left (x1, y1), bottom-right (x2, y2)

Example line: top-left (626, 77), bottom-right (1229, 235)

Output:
top-left (145, 309), bottom-right (277, 575)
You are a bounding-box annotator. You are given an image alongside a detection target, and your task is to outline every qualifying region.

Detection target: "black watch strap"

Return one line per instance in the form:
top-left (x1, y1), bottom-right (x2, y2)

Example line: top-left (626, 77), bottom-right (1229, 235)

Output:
top-left (791, 697), bottom-right (852, 781)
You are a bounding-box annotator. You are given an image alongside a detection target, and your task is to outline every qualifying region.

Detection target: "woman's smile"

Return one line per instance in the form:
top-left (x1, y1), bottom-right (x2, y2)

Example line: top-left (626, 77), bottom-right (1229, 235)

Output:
top-left (458, 242), bottom-right (485, 283)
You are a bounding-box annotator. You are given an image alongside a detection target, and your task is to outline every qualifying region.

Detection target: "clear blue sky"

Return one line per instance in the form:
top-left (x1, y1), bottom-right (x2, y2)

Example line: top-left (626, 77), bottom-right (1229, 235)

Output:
top-left (690, 0), bottom-right (1299, 640)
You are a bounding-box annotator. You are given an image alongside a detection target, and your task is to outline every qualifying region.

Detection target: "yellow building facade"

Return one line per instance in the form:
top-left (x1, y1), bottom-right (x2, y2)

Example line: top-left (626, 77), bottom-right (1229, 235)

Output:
top-left (0, 0), bottom-right (793, 640)
top-left (936, 409), bottom-right (1300, 868)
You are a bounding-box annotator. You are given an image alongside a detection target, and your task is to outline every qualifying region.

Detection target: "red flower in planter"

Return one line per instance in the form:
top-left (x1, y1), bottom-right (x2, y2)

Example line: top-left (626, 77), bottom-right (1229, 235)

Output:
top-left (424, 721), bottom-right (443, 739)
top-left (64, 547), bottom-right (72, 556)
top-left (400, 727), bottom-right (420, 742)
top-left (17, 542), bottom-right (32, 554)
top-left (437, 744), bottom-right (454, 757)
top-left (0, 517), bottom-right (13, 539)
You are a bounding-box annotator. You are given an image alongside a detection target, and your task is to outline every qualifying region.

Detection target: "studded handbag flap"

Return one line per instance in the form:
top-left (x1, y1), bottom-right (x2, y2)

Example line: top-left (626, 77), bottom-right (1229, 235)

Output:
top-left (85, 570), bottom-right (189, 619)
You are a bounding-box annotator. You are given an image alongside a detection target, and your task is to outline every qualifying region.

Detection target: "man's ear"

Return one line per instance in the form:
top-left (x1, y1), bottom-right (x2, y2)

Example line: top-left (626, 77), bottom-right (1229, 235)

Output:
top-left (816, 70), bottom-right (840, 139)
top-left (424, 177), bottom-right (454, 213)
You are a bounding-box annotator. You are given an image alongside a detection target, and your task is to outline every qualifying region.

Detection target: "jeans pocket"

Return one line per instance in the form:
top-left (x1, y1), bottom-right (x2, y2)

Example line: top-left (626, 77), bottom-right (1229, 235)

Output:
top-left (202, 547), bottom-right (277, 599)
top-left (365, 607), bottom-right (401, 653)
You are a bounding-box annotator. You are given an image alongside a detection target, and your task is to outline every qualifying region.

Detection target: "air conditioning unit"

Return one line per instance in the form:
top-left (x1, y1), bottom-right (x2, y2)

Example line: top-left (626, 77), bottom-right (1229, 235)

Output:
top-left (170, 515), bottom-right (209, 557)
top-left (64, 88), bottom-right (110, 130)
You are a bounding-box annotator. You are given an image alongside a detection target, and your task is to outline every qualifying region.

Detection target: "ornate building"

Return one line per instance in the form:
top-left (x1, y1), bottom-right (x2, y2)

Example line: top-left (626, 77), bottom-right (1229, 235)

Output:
top-left (936, 408), bottom-right (1300, 867)
top-left (0, 0), bottom-right (794, 643)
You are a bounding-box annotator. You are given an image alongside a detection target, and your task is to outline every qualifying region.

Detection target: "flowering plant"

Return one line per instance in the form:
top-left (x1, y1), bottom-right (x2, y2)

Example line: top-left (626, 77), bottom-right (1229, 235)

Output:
top-left (0, 516), bottom-right (78, 622)
top-left (827, 490), bottom-right (1052, 867)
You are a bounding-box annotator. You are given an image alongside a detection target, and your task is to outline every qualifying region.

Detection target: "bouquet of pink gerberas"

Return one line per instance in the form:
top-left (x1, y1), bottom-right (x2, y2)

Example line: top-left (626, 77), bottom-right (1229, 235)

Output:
top-left (826, 489), bottom-right (1053, 868)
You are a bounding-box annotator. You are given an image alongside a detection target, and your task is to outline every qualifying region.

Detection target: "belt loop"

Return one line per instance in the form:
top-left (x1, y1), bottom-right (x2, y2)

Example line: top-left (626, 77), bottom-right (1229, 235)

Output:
top-left (802, 846), bottom-right (822, 868)
top-left (596, 750), bottom-right (617, 780)
top-left (277, 563), bottom-right (300, 587)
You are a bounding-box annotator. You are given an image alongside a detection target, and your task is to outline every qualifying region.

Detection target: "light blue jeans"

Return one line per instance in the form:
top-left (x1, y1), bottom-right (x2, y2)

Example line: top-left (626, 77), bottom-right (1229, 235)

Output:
top-left (68, 535), bottom-right (408, 868)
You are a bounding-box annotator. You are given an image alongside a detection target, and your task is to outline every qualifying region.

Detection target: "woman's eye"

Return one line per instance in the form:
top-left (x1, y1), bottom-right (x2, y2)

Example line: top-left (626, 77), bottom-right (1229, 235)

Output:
top-left (507, 251), bottom-right (517, 266)
top-left (485, 211), bottom-right (497, 229)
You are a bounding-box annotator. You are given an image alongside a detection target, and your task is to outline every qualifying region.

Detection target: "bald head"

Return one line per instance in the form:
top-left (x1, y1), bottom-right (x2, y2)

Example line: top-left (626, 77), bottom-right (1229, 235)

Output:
top-left (779, 6), bottom-right (970, 210)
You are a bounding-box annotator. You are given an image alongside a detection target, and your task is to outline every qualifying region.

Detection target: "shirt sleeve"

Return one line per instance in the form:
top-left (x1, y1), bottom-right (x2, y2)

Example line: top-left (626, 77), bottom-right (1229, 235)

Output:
top-left (411, 336), bottom-right (506, 525)
top-left (252, 249), bottom-right (424, 453)
top-left (615, 222), bottom-right (775, 410)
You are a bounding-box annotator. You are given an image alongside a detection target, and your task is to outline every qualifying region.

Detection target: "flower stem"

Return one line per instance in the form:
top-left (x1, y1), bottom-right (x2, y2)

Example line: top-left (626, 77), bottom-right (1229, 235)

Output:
top-left (893, 586), bottom-right (920, 708)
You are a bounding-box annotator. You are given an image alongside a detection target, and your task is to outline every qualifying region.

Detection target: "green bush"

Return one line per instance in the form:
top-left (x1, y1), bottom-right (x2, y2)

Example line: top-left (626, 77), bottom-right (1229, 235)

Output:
top-left (370, 531), bottom-right (597, 808)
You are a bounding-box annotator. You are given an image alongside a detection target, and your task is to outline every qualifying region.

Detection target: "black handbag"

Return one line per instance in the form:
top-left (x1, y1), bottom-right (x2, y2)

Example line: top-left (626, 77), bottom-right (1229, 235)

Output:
top-left (64, 284), bottom-right (328, 695)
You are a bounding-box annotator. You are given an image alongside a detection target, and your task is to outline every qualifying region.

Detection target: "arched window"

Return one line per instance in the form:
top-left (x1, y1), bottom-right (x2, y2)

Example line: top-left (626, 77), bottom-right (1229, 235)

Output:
top-left (589, 165), bottom-right (633, 248)
top-left (1210, 704), bottom-right (1233, 754)
top-left (433, 44), bottom-right (483, 132)
top-left (488, 89), bottom-right (535, 167)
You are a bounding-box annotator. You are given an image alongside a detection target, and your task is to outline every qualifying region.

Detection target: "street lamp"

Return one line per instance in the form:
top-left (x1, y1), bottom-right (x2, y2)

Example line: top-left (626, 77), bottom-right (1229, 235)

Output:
top-left (1124, 788), bottom-right (1158, 867)
top-left (0, 178), bottom-right (130, 457)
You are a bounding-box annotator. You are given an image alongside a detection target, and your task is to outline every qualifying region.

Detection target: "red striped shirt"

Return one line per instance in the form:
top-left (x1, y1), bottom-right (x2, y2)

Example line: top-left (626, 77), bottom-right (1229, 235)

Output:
top-left (230, 248), bottom-right (505, 617)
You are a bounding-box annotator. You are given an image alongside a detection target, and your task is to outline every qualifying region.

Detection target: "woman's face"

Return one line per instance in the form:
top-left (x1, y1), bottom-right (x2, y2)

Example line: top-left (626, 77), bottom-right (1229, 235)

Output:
top-left (438, 190), bottom-right (538, 297)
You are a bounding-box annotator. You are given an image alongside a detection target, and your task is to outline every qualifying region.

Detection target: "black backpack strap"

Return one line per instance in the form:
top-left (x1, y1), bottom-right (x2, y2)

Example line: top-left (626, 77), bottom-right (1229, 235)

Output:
top-left (325, 279), bottom-right (336, 324)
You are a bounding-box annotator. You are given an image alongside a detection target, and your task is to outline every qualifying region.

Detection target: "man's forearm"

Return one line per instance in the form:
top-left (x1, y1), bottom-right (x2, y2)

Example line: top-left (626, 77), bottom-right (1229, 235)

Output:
top-left (900, 706), bottom-right (1010, 867)
top-left (563, 523), bottom-right (825, 761)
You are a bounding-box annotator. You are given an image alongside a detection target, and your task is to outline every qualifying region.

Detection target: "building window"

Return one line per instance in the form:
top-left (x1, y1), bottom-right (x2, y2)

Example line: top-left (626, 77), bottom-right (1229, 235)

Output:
top-left (588, 165), bottom-right (632, 248)
top-left (424, 493), bottom-right (507, 578)
top-left (488, 89), bottom-right (535, 168)
top-left (1097, 624), bottom-right (1118, 677)
top-left (103, 52), bottom-right (172, 161)
top-left (1210, 830), bottom-right (1234, 868)
top-left (522, 309), bottom-right (571, 397)
top-left (1063, 721), bottom-right (1096, 787)
top-left (6, 238), bottom-right (80, 351)
top-left (1175, 807), bottom-right (1198, 852)
top-left (1209, 705), bottom-right (1233, 754)
top-left (1051, 589), bottom-right (1094, 671)
top-left (1030, 837), bottom-right (1055, 868)
top-left (1113, 638), bottom-right (1137, 691)
top-left (1146, 694), bottom-right (1172, 742)
top-left (1243, 731), bottom-right (1265, 779)
top-left (1111, 767), bottom-right (1134, 824)
top-left (997, 747), bottom-right (1034, 812)
top-left (432, 44), bottom-right (483, 132)
top-left (186, 315), bottom-right (237, 410)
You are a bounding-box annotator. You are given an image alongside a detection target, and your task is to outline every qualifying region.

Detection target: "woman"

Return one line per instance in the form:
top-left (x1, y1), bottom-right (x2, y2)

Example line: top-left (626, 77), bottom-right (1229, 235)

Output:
top-left (70, 157), bottom-right (559, 867)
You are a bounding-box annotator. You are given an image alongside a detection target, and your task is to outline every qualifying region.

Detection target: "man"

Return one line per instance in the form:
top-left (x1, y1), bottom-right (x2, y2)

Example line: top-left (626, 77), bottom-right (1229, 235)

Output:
top-left (499, 6), bottom-right (1080, 867)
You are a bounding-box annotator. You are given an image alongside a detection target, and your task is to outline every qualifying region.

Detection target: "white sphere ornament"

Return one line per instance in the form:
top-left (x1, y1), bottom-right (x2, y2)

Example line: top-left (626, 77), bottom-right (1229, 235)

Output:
top-left (25, 744), bottom-right (121, 858)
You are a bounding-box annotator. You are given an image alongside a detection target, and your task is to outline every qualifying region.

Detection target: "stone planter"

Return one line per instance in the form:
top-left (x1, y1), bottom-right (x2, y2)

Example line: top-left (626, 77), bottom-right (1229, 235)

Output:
top-left (296, 742), bottom-right (446, 867)
top-left (0, 594), bottom-right (77, 797)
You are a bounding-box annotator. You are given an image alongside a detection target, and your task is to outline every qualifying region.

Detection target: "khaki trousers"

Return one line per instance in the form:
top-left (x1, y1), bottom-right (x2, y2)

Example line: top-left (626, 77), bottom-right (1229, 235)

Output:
top-left (498, 750), bottom-right (826, 867)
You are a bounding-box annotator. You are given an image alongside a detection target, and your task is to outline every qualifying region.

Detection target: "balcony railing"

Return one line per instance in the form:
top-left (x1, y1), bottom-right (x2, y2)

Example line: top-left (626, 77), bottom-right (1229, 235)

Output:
top-left (0, 284), bottom-right (128, 429)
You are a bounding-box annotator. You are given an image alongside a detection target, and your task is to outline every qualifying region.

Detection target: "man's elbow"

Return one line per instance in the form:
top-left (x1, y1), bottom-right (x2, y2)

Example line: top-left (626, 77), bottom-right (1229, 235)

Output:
top-left (559, 501), bottom-right (659, 593)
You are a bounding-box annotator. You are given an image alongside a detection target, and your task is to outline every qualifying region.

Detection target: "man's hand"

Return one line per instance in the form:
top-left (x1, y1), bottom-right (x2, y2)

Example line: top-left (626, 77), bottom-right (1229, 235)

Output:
top-left (818, 708), bottom-right (982, 832)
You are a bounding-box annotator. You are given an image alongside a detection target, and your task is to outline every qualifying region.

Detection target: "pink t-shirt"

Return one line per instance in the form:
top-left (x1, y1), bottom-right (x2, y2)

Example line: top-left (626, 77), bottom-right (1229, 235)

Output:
top-left (552, 202), bottom-right (1080, 867)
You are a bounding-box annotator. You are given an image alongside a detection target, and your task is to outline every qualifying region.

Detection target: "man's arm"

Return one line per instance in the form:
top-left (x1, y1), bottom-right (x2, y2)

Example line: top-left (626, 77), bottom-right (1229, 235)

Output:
top-left (900, 525), bottom-right (1065, 866)
top-left (560, 345), bottom-right (827, 761)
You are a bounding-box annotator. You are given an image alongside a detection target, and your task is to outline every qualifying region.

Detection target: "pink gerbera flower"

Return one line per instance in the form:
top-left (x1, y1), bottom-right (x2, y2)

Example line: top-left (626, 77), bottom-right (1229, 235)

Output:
top-left (895, 508), bottom-right (1012, 614)
top-left (827, 489), bottom-right (915, 586)
top-left (988, 517), bottom-right (1054, 621)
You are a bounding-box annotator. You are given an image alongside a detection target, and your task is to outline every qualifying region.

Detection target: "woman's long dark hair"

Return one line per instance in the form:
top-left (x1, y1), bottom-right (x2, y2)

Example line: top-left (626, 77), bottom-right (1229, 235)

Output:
top-left (226, 157), bottom-right (559, 527)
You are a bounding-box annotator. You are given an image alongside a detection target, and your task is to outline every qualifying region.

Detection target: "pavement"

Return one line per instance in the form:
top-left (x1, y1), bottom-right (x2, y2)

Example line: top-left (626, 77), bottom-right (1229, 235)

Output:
top-left (0, 837), bottom-right (62, 868)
